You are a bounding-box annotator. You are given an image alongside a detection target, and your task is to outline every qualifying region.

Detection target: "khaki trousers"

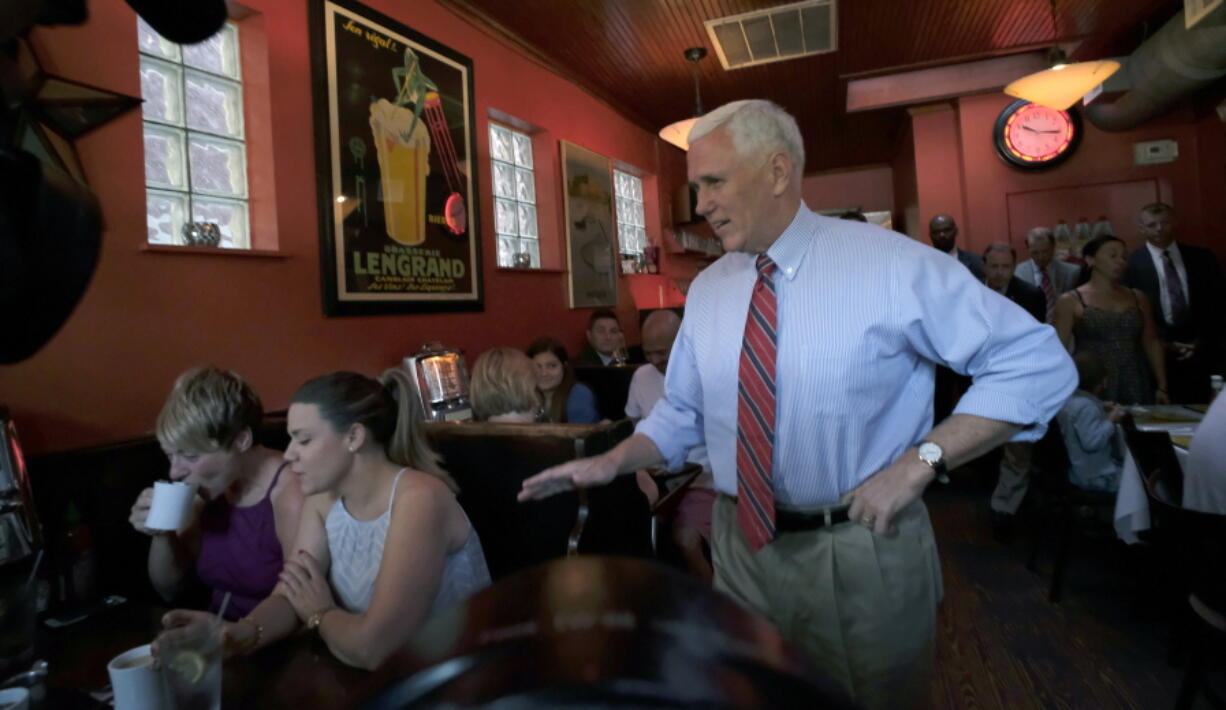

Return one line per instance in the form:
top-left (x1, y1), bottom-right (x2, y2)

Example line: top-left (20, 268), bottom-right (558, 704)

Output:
top-left (711, 495), bottom-right (942, 710)
top-left (991, 442), bottom-right (1033, 515)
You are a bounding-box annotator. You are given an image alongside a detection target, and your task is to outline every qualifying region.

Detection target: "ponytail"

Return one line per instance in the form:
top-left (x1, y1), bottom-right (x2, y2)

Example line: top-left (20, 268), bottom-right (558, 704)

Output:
top-left (379, 367), bottom-right (456, 492)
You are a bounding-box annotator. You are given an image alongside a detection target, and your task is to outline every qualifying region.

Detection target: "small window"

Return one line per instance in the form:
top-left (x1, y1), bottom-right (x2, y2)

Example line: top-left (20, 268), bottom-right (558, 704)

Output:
top-left (613, 170), bottom-right (647, 263)
top-left (489, 123), bottom-right (539, 269)
top-left (139, 18), bottom-right (250, 248)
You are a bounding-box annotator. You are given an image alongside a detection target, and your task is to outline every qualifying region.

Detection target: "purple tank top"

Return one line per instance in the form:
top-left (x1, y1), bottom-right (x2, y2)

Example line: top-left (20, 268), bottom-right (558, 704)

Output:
top-left (196, 463), bottom-right (287, 620)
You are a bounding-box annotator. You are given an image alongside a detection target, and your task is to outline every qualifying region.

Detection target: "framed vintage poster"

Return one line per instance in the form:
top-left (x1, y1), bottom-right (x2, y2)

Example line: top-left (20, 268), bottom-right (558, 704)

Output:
top-left (309, 0), bottom-right (482, 315)
top-left (560, 141), bottom-right (618, 308)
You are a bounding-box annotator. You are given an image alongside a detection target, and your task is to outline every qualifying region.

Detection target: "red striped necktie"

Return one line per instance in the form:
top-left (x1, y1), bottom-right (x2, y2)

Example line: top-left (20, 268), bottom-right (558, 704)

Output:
top-left (736, 253), bottom-right (778, 551)
top-left (1040, 268), bottom-right (1056, 323)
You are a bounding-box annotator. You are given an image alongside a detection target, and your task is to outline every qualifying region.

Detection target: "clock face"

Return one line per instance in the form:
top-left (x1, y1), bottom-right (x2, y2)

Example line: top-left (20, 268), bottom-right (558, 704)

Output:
top-left (993, 99), bottom-right (1081, 169)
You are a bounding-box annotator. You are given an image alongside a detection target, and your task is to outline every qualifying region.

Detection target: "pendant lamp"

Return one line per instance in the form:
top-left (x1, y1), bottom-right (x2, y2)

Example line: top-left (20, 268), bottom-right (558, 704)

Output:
top-left (1004, 0), bottom-right (1119, 110)
top-left (658, 47), bottom-right (708, 151)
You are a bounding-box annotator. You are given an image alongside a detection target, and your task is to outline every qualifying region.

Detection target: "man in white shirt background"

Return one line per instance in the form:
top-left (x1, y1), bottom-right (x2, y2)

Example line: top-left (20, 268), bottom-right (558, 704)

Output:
top-left (625, 308), bottom-right (715, 582)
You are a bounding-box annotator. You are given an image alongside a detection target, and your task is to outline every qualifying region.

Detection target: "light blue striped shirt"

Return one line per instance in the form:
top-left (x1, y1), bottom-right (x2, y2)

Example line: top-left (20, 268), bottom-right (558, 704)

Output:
top-left (637, 204), bottom-right (1077, 507)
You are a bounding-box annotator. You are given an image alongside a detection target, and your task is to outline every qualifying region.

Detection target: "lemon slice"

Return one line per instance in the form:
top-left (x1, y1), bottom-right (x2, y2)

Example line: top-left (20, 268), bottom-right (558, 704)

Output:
top-left (167, 650), bottom-right (207, 684)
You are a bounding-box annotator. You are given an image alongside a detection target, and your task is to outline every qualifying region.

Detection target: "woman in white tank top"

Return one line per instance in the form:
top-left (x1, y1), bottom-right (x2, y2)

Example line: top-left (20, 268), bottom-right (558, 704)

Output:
top-left (154, 368), bottom-right (489, 671)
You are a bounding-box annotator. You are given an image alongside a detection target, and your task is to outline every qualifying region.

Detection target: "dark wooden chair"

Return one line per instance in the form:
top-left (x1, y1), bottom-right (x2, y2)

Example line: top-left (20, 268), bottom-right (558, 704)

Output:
top-left (425, 419), bottom-right (652, 581)
top-left (1025, 419), bottom-right (1117, 603)
top-left (1143, 469), bottom-right (1226, 710)
top-left (1121, 415), bottom-right (1184, 502)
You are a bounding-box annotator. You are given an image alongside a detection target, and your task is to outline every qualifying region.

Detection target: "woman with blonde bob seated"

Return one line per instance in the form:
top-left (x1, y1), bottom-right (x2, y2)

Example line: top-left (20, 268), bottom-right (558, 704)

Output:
top-left (128, 366), bottom-right (304, 621)
top-left (156, 368), bottom-right (490, 670)
top-left (470, 347), bottom-right (543, 423)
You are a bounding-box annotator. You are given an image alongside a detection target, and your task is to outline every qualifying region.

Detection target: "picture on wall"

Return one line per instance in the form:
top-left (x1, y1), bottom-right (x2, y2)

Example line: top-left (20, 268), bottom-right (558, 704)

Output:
top-left (309, 0), bottom-right (482, 315)
top-left (561, 141), bottom-right (618, 308)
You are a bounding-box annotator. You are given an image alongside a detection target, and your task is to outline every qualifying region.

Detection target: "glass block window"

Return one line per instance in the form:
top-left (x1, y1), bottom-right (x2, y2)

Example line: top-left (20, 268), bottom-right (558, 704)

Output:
top-left (489, 123), bottom-right (538, 269)
top-left (139, 18), bottom-right (249, 248)
top-left (614, 170), bottom-right (646, 257)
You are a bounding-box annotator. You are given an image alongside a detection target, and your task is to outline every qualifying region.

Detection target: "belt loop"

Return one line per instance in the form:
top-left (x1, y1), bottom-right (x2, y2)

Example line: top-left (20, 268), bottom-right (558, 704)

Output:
top-left (823, 509), bottom-right (832, 527)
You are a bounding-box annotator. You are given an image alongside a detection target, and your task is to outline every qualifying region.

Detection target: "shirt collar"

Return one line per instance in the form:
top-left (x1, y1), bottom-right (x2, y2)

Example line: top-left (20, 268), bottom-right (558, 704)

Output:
top-left (762, 202), bottom-right (816, 282)
top-left (1145, 240), bottom-right (1181, 261)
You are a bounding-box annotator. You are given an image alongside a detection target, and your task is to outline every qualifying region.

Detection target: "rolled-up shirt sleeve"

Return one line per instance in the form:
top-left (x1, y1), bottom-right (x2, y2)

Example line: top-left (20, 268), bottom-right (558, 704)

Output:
top-left (898, 248), bottom-right (1077, 442)
top-left (635, 318), bottom-right (706, 470)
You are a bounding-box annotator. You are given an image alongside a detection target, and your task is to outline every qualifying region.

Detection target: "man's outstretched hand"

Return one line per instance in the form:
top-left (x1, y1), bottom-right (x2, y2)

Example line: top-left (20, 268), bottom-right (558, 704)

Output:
top-left (518, 455), bottom-right (618, 501)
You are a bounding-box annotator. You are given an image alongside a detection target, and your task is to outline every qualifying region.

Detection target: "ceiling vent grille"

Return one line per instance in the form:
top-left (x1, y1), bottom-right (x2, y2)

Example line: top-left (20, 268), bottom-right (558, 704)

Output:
top-left (705, 0), bottom-right (837, 71)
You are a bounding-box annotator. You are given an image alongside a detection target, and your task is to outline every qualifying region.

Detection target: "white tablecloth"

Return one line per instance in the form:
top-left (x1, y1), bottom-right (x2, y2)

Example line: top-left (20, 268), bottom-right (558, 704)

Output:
top-left (1114, 426), bottom-right (1193, 544)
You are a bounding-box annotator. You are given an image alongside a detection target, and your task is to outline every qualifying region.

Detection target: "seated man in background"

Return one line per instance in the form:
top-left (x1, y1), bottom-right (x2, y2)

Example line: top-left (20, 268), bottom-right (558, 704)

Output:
top-left (626, 309), bottom-right (715, 583)
top-left (574, 309), bottom-right (626, 366)
top-left (1058, 352), bottom-right (1127, 493)
top-left (470, 347), bottom-right (543, 423)
top-left (982, 242), bottom-right (1048, 535)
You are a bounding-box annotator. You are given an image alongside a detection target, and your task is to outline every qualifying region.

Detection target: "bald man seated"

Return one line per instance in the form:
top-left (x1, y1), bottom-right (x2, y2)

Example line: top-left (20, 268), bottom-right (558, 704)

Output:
top-left (626, 309), bottom-right (715, 583)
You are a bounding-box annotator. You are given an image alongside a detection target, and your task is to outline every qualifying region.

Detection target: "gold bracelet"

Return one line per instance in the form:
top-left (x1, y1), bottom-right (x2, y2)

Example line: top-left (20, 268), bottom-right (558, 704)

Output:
top-left (306, 606), bottom-right (335, 632)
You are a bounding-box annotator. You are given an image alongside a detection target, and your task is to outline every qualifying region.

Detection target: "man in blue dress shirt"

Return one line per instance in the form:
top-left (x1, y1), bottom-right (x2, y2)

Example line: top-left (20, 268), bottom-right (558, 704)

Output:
top-left (520, 100), bottom-right (1076, 708)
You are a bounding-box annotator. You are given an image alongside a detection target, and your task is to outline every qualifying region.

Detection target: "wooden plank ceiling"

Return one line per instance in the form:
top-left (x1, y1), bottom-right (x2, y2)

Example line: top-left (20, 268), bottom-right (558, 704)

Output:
top-left (444, 0), bottom-right (1180, 173)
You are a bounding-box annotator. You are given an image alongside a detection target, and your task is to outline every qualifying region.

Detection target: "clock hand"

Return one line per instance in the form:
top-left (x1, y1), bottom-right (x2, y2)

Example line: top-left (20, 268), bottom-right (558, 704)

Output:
top-left (1021, 125), bottom-right (1038, 133)
top-left (1035, 129), bottom-right (1062, 134)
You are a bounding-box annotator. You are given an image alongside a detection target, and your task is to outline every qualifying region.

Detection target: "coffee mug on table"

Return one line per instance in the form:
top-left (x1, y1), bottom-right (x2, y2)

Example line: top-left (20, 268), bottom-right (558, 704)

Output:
top-left (107, 644), bottom-right (170, 710)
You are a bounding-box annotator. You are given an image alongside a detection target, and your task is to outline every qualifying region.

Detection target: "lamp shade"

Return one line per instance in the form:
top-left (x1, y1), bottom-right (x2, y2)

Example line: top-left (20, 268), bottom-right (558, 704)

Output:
top-left (659, 117), bottom-right (699, 151)
top-left (1004, 59), bottom-right (1120, 110)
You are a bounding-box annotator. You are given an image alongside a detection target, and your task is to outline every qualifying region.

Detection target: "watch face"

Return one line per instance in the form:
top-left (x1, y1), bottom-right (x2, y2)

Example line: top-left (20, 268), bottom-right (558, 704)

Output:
top-left (993, 99), bottom-right (1081, 170)
top-left (918, 441), bottom-right (942, 463)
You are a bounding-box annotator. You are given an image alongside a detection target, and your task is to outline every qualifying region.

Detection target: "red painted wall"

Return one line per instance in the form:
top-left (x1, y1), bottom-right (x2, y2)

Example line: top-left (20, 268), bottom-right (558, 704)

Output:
top-left (0, 0), bottom-right (666, 453)
top-left (911, 105), bottom-right (968, 245)
top-left (891, 123), bottom-right (919, 239)
top-left (947, 93), bottom-right (1225, 259)
top-left (801, 165), bottom-right (894, 214)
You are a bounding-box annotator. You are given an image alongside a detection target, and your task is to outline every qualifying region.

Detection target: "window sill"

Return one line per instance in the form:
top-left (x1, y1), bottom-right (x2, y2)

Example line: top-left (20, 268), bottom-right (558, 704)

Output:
top-left (140, 244), bottom-right (290, 259)
top-left (495, 266), bottom-right (566, 274)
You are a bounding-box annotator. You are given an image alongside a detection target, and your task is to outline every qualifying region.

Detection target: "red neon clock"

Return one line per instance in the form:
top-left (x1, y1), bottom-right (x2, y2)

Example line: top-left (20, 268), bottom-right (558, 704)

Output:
top-left (992, 99), bottom-right (1082, 170)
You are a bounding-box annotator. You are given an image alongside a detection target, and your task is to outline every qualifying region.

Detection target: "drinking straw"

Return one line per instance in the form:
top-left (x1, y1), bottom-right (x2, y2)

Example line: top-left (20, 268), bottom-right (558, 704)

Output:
top-left (215, 591), bottom-right (232, 624)
top-left (24, 549), bottom-right (44, 590)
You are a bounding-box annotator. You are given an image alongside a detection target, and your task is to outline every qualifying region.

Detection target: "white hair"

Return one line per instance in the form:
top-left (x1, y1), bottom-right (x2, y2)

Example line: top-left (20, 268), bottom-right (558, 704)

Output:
top-left (687, 100), bottom-right (804, 175)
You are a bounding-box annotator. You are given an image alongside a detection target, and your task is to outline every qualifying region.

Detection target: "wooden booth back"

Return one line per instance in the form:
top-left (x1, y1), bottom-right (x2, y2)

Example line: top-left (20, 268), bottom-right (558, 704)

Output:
top-left (425, 419), bottom-right (652, 581)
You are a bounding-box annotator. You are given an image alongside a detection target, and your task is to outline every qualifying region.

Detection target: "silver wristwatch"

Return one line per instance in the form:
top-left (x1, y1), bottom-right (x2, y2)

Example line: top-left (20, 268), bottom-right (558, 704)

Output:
top-left (917, 440), bottom-right (950, 484)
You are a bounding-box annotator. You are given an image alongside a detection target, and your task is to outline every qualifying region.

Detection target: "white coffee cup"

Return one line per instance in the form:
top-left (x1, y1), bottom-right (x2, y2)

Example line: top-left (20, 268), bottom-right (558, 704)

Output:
top-left (0, 687), bottom-right (30, 710)
top-left (145, 481), bottom-right (198, 532)
top-left (107, 644), bottom-right (170, 710)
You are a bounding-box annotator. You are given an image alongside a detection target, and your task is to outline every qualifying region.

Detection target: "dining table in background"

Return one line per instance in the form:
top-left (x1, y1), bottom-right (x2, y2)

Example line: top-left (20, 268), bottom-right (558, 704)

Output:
top-left (1113, 404), bottom-right (1204, 544)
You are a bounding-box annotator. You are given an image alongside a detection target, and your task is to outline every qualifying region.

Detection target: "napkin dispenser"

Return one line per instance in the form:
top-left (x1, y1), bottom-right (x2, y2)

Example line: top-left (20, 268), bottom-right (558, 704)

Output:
top-left (402, 344), bottom-right (473, 423)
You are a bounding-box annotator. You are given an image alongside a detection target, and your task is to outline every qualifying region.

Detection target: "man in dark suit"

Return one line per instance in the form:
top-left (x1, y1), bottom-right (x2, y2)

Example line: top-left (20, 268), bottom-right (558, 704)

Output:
top-left (1123, 203), bottom-right (1225, 403)
top-left (929, 214), bottom-right (984, 280)
top-left (982, 243), bottom-right (1046, 534)
top-left (983, 243), bottom-right (1046, 322)
top-left (574, 309), bottom-right (625, 366)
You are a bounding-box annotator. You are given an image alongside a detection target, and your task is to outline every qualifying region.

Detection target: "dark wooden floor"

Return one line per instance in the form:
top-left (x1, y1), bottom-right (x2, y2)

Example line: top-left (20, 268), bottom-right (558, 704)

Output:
top-left (925, 479), bottom-right (1218, 710)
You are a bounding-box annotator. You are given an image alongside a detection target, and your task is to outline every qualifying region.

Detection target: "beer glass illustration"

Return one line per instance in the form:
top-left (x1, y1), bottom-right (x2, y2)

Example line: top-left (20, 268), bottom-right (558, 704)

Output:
top-left (369, 98), bottom-right (432, 245)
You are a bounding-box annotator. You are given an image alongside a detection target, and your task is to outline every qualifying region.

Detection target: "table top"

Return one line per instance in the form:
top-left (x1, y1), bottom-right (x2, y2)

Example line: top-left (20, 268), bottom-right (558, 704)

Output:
top-left (37, 601), bottom-right (378, 710)
top-left (1127, 404), bottom-right (1205, 443)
